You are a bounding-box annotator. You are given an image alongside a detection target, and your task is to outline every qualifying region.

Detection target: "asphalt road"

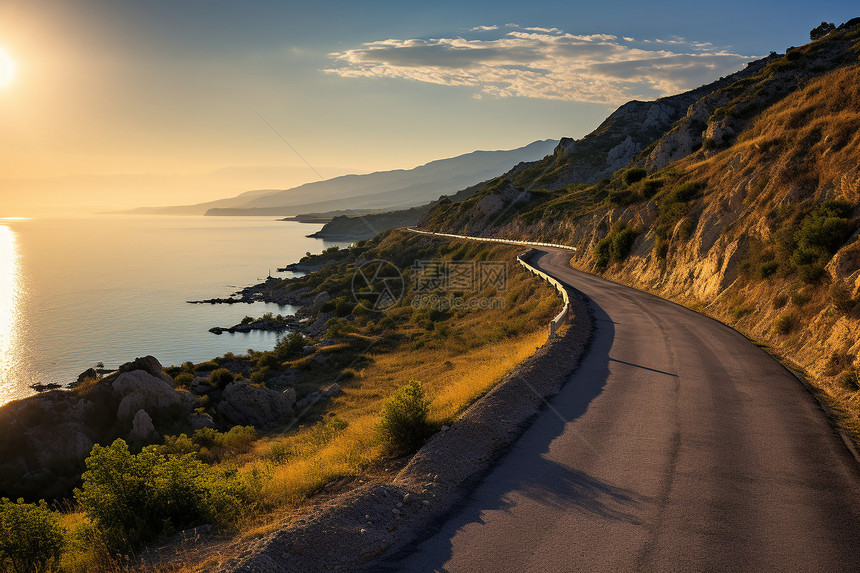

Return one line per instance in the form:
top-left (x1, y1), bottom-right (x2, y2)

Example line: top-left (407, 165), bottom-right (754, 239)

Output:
top-left (388, 247), bottom-right (860, 572)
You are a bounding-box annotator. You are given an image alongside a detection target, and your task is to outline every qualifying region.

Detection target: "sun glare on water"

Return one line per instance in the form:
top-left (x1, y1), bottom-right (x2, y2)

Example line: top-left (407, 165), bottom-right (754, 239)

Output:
top-left (0, 226), bottom-right (22, 404)
top-left (0, 48), bottom-right (16, 88)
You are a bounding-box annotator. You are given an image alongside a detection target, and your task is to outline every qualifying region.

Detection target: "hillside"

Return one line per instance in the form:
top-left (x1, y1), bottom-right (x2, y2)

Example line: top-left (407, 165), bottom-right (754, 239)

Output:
top-left (127, 140), bottom-right (557, 216)
top-left (418, 20), bottom-right (860, 437)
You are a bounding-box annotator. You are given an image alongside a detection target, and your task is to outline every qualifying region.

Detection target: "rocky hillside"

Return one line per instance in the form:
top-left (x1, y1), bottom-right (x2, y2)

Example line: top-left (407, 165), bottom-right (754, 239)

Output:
top-left (0, 356), bottom-right (296, 500)
top-left (418, 20), bottom-right (860, 437)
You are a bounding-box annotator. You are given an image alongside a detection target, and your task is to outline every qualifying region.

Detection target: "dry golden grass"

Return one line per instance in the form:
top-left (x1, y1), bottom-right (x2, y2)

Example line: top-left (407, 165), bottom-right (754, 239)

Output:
top-left (226, 329), bottom-right (548, 519)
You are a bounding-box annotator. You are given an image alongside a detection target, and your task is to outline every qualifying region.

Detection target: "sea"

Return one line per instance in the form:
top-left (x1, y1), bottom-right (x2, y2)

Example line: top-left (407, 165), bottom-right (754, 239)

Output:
top-left (0, 215), bottom-right (349, 406)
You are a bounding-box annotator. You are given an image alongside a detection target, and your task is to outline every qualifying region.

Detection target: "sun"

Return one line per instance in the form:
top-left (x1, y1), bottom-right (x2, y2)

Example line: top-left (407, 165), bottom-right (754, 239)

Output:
top-left (0, 48), bottom-right (16, 88)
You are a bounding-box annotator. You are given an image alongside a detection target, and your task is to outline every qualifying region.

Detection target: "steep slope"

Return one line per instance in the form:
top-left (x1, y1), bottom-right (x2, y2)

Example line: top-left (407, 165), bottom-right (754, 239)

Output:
top-left (417, 20), bottom-right (860, 438)
top-left (128, 140), bottom-right (557, 216)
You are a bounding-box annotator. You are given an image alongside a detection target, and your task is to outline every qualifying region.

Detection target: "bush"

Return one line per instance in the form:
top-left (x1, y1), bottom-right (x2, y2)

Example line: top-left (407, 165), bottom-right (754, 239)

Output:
top-left (75, 439), bottom-right (252, 551)
top-left (775, 313), bottom-right (797, 335)
top-left (621, 168), bottom-right (647, 186)
top-left (0, 498), bottom-right (64, 572)
top-left (274, 332), bottom-right (305, 360)
top-left (641, 178), bottom-right (663, 198)
top-left (377, 381), bottom-right (432, 454)
top-left (669, 182), bottom-right (704, 203)
top-left (195, 360), bottom-right (220, 372)
top-left (759, 260), bottom-right (779, 278)
top-left (610, 227), bottom-right (638, 261)
top-left (208, 368), bottom-right (235, 389)
top-left (810, 21), bottom-right (835, 41)
top-left (174, 372), bottom-right (195, 386)
top-left (256, 352), bottom-right (281, 371)
top-left (594, 236), bottom-right (612, 269)
top-left (791, 201), bottom-right (855, 282)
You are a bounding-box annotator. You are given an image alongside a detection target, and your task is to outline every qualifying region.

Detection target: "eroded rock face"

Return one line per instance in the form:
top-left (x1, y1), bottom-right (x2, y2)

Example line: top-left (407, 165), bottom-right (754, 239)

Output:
top-left (217, 380), bottom-right (296, 428)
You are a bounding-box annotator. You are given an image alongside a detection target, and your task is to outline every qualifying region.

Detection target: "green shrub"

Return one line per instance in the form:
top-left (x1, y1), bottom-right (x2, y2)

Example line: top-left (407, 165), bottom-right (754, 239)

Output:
top-left (250, 370), bottom-right (267, 384)
top-left (621, 168), bottom-right (647, 186)
top-left (0, 498), bottom-right (64, 572)
top-left (641, 178), bottom-right (664, 198)
top-left (377, 381), bottom-right (432, 454)
top-left (274, 332), bottom-right (305, 360)
top-left (174, 372), bottom-right (195, 386)
top-left (773, 293), bottom-right (788, 308)
top-left (790, 290), bottom-right (811, 306)
top-left (208, 368), bottom-right (235, 389)
top-left (775, 313), bottom-right (797, 335)
top-left (256, 352), bottom-right (281, 371)
top-left (759, 260), bottom-right (779, 278)
top-left (790, 245), bottom-right (829, 283)
top-left (610, 227), bottom-right (638, 261)
top-left (670, 182), bottom-right (704, 203)
top-left (195, 360), bottom-right (220, 372)
top-left (594, 236), bottom-right (612, 269)
top-left (607, 189), bottom-right (635, 206)
top-left (75, 439), bottom-right (249, 551)
top-left (791, 201), bottom-right (855, 282)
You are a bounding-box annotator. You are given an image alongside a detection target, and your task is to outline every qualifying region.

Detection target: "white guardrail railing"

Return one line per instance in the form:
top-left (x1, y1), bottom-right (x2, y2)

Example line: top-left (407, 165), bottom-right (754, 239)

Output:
top-left (406, 228), bottom-right (575, 338)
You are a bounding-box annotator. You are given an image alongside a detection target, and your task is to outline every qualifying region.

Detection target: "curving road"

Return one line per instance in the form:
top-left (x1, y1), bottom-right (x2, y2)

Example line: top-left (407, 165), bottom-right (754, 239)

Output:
top-left (386, 247), bottom-right (860, 572)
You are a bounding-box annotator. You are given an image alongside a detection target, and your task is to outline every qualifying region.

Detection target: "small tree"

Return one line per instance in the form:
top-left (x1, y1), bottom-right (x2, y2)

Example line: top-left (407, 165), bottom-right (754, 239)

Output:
top-left (810, 21), bottom-right (836, 41)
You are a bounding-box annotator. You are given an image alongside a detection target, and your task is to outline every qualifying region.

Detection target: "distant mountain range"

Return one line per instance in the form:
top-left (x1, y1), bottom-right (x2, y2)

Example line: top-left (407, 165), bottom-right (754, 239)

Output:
top-left (125, 140), bottom-right (557, 216)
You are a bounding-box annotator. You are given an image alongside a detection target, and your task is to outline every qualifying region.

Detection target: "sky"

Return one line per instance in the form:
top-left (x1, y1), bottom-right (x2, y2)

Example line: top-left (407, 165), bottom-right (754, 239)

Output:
top-left (0, 0), bottom-right (857, 215)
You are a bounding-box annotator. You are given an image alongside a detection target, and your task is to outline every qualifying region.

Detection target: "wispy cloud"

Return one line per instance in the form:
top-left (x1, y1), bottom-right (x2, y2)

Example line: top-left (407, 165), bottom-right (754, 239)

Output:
top-left (325, 25), bottom-right (754, 104)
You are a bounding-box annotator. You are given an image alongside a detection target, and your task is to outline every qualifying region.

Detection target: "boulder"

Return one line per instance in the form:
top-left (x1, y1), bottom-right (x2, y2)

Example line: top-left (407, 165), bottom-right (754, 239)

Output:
top-left (117, 355), bottom-right (175, 385)
top-left (112, 370), bottom-right (196, 422)
top-left (296, 391), bottom-right (322, 411)
top-left (826, 239), bottom-right (860, 284)
top-left (188, 412), bottom-right (216, 430)
top-left (129, 409), bottom-right (157, 443)
top-left (191, 376), bottom-right (214, 395)
top-left (217, 380), bottom-right (296, 428)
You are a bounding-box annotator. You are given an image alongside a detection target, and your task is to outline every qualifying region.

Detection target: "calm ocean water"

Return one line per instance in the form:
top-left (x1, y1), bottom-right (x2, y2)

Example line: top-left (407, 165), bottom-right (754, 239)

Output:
top-left (0, 216), bottom-right (348, 405)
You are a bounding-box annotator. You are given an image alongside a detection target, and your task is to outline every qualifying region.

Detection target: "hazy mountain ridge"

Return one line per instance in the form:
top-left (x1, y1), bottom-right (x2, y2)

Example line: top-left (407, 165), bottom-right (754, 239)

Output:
top-left (128, 140), bottom-right (557, 216)
top-left (418, 19), bottom-right (860, 438)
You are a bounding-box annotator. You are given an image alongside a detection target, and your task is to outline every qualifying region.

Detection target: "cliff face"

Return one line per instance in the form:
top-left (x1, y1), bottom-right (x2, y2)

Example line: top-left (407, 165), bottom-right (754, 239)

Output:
top-left (419, 21), bottom-right (860, 437)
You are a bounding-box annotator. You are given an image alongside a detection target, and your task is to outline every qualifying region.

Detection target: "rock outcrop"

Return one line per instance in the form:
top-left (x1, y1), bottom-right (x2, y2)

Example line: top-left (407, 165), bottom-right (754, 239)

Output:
top-left (0, 355), bottom-right (197, 499)
top-left (217, 380), bottom-right (296, 428)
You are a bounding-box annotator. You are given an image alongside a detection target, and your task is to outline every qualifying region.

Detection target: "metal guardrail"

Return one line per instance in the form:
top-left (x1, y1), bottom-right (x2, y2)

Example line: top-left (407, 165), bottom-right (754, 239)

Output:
top-left (406, 228), bottom-right (574, 338)
top-left (406, 228), bottom-right (577, 252)
top-left (517, 250), bottom-right (570, 338)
